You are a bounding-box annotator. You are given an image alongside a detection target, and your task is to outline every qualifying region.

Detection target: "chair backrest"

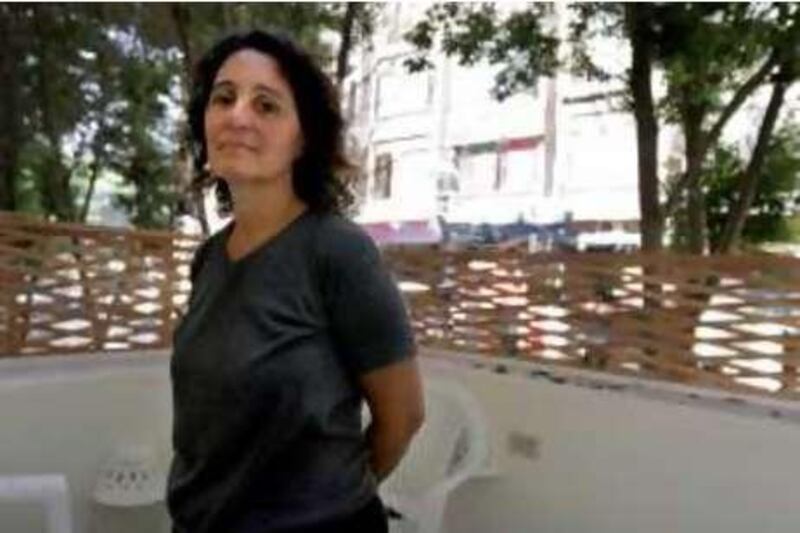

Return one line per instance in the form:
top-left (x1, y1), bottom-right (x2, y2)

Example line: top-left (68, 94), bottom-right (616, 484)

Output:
top-left (0, 474), bottom-right (72, 533)
top-left (376, 377), bottom-right (490, 496)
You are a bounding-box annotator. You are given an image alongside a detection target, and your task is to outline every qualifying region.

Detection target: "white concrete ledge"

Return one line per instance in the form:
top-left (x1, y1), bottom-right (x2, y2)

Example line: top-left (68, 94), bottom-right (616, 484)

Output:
top-left (0, 350), bottom-right (169, 386)
top-left (2, 347), bottom-right (799, 424)
top-left (421, 347), bottom-right (800, 425)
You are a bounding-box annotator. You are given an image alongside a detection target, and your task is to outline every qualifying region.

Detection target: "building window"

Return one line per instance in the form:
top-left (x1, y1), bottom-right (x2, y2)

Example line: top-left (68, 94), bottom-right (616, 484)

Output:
top-left (458, 151), bottom-right (498, 196)
top-left (372, 153), bottom-right (393, 199)
top-left (497, 136), bottom-right (544, 193)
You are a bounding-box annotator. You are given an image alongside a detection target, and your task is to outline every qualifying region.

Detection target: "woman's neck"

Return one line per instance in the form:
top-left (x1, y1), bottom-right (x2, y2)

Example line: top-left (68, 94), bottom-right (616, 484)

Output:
top-left (225, 176), bottom-right (307, 256)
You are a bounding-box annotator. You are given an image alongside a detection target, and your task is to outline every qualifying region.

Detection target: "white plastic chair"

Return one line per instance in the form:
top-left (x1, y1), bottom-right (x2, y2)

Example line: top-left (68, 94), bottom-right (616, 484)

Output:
top-left (366, 377), bottom-right (491, 533)
top-left (0, 474), bottom-right (72, 533)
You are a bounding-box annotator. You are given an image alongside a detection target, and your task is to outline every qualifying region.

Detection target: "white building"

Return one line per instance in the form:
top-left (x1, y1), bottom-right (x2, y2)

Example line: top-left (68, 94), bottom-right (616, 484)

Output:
top-left (344, 3), bottom-right (649, 244)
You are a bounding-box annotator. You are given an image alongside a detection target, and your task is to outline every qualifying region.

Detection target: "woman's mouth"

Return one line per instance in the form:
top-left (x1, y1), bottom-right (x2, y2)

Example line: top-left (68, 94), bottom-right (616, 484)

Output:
top-left (219, 142), bottom-right (257, 152)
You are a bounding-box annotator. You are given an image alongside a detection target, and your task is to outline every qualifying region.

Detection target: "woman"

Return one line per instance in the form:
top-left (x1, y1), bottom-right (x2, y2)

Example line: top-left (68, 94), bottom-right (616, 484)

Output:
top-left (168, 31), bottom-right (424, 533)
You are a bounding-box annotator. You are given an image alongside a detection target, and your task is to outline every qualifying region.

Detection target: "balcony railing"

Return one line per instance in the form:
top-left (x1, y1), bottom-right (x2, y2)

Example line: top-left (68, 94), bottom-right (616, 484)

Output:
top-left (1, 211), bottom-right (798, 399)
top-left (385, 244), bottom-right (800, 399)
top-left (0, 212), bottom-right (199, 355)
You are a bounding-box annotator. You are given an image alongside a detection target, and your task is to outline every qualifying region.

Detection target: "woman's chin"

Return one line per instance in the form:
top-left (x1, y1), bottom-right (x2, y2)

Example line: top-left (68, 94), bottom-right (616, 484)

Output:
top-left (216, 168), bottom-right (264, 185)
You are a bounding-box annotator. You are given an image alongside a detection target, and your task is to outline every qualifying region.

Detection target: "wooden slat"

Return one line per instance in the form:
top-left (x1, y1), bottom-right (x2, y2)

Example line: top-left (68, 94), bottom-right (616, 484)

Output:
top-left (4, 211), bottom-right (800, 400)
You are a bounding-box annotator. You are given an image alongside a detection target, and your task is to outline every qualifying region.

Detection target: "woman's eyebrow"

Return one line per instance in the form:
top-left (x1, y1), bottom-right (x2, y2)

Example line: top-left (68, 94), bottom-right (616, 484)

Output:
top-left (210, 80), bottom-right (235, 92)
top-left (253, 83), bottom-right (287, 102)
top-left (211, 79), bottom-right (286, 102)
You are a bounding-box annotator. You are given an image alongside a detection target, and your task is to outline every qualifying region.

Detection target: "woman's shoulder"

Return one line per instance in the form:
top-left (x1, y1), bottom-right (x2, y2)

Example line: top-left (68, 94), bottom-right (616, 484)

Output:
top-left (314, 212), bottom-right (375, 246)
top-left (313, 212), bottom-right (380, 264)
top-left (193, 223), bottom-right (230, 259)
top-left (186, 225), bottom-right (229, 281)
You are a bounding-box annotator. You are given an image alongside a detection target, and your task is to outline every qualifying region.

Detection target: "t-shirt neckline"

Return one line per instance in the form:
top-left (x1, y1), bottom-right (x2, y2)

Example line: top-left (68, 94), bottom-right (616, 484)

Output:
top-left (221, 209), bottom-right (311, 267)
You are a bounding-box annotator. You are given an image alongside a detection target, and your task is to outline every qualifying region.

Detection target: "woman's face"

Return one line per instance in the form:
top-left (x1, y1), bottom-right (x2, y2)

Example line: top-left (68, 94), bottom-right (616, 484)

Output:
top-left (204, 49), bottom-right (304, 187)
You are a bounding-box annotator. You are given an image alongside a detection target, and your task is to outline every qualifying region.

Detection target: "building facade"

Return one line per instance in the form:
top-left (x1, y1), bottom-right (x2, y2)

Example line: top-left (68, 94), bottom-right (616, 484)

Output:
top-left (343, 3), bottom-right (645, 245)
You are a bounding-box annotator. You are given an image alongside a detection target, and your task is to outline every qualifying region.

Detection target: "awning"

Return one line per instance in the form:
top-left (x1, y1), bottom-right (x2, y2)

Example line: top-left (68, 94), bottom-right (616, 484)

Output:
top-left (360, 220), bottom-right (442, 245)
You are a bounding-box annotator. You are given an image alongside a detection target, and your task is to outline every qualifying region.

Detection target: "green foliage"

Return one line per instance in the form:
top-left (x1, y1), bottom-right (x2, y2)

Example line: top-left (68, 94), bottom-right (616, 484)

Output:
top-left (565, 2), bottom-right (624, 83)
top-left (674, 124), bottom-right (800, 249)
top-left (1, 2), bottom-right (374, 228)
top-left (104, 32), bottom-right (178, 229)
top-left (112, 144), bottom-right (176, 229)
top-left (786, 214), bottom-right (800, 242)
top-left (654, 3), bottom-right (777, 123)
top-left (406, 2), bottom-right (794, 120)
top-left (405, 2), bottom-right (799, 253)
top-left (405, 3), bottom-right (559, 100)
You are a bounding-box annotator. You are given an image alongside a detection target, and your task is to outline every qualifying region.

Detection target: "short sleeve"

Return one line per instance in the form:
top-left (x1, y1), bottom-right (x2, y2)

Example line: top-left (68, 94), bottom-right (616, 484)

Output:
top-left (183, 234), bottom-right (219, 312)
top-left (189, 238), bottom-right (212, 284)
top-left (318, 220), bottom-right (417, 375)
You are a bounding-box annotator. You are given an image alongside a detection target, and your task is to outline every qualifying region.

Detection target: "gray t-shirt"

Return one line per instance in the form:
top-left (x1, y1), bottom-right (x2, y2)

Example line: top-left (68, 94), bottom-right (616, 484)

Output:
top-left (167, 210), bottom-right (416, 532)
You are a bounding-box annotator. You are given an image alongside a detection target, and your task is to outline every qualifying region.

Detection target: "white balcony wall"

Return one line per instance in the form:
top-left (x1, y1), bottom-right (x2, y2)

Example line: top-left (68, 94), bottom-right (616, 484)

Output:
top-left (0, 354), bottom-right (172, 533)
top-left (1, 352), bottom-right (799, 533)
top-left (427, 357), bottom-right (800, 533)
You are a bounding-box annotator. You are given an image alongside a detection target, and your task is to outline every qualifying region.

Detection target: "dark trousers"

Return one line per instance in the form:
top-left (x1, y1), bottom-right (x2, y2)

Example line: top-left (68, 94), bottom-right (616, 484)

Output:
top-left (282, 496), bottom-right (388, 533)
top-left (172, 496), bottom-right (389, 533)
top-left (228, 496), bottom-right (389, 533)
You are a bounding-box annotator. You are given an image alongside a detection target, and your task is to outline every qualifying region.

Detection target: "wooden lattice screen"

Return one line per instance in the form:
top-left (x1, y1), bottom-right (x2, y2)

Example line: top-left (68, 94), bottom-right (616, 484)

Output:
top-left (0, 212), bottom-right (200, 354)
top-left (383, 245), bottom-right (800, 399)
top-left (2, 212), bottom-right (799, 399)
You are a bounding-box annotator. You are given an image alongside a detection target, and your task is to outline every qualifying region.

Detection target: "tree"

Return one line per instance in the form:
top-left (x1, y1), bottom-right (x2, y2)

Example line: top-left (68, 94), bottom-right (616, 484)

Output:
top-left (673, 124), bottom-right (800, 251)
top-left (103, 32), bottom-right (178, 229)
top-left (624, 3), bottom-right (662, 252)
top-left (0, 4), bottom-right (178, 225)
top-left (654, 3), bottom-right (799, 253)
top-left (405, 2), bottom-right (800, 253)
top-left (0, 5), bottom-right (24, 211)
top-left (332, 2), bottom-right (381, 87)
top-left (1, 3), bottom-right (377, 229)
top-left (26, 4), bottom-right (101, 221)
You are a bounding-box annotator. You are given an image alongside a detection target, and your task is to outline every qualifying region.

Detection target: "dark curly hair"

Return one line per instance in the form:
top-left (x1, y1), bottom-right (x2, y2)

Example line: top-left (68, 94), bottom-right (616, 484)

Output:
top-left (188, 30), bottom-right (354, 215)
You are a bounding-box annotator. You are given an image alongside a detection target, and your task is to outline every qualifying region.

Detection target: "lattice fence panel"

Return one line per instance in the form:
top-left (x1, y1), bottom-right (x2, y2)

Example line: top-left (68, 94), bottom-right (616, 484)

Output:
top-left (0, 212), bottom-right (200, 355)
top-left (384, 245), bottom-right (800, 399)
top-left (2, 212), bottom-right (798, 399)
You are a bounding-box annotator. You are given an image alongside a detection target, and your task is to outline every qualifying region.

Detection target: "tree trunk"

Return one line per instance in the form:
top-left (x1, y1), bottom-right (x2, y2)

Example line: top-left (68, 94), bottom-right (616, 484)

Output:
top-left (170, 4), bottom-right (195, 77)
top-left (687, 183), bottom-right (707, 254)
top-left (625, 2), bottom-right (664, 373)
top-left (625, 3), bottom-right (662, 252)
top-left (716, 67), bottom-right (790, 253)
top-left (683, 103), bottom-right (708, 254)
top-left (661, 52), bottom-right (778, 226)
top-left (78, 147), bottom-right (102, 223)
top-left (32, 5), bottom-right (76, 221)
top-left (336, 2), bottom-right (359, 87)
top-left (170, 4), bottom-right (210, 235)
top-left (0, 6), bottom-right (22, 211)
top-left (78, 42), bottom-right (114, 224)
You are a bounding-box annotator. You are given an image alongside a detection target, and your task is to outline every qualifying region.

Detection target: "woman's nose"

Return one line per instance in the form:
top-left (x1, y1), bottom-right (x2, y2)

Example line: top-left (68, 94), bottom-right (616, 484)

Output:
top-left (226, 98), bottom-right (254, 127)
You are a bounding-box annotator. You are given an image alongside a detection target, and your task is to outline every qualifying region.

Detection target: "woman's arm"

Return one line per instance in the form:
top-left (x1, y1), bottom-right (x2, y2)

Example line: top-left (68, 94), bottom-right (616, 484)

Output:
top-left (359, 357), bottom-right (425, 483)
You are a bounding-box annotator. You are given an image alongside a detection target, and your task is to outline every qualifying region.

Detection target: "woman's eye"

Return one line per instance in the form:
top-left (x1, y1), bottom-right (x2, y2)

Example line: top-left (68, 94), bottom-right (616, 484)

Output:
top-left (256, 99), bottom-right (279, 114)
top-left (210, 92), bottom-right (235, 106)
